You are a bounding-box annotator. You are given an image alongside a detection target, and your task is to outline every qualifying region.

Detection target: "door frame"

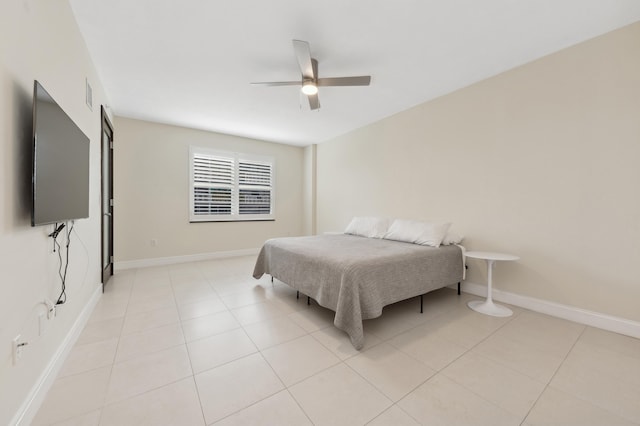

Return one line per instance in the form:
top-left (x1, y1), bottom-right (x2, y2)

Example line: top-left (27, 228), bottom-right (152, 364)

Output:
top-left (101, 106), bottom-right (114, 288)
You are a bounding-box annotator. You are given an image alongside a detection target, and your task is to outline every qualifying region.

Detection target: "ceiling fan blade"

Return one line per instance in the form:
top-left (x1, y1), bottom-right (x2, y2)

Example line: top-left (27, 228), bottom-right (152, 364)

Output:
top-left (250, 81), bottom-right (301, 86)
top-left (316, 76), bottom-right (371, 87)
top-left (307, 93), bottom-right (320, 110)
top-left (292, 39), bottom-right (315, 79)
top-left (254, 40), bottom-right (370, 110)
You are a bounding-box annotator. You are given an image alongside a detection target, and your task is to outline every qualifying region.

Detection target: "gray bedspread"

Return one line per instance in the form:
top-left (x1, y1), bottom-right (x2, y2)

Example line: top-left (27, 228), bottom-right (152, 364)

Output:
top-left (252, 234), bottom-right (463, 349)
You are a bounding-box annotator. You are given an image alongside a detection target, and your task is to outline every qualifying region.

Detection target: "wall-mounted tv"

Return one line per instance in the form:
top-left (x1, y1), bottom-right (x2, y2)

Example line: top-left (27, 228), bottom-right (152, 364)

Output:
top-left (32, 80), bottom-right (90, 226)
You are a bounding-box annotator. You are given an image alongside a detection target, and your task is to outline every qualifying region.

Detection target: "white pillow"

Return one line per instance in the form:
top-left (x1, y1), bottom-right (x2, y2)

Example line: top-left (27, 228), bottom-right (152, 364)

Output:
top-left (442, 230), bottom-right (464, 245)
top-left (344, 217), bottom-right (391, 238)
top-left (384, 219), bottom-right (451, 247)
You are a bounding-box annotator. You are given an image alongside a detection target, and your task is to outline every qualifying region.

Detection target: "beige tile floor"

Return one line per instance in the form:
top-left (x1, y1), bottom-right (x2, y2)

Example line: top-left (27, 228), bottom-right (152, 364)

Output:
top-left (32, 256), bottom-right (640, 425)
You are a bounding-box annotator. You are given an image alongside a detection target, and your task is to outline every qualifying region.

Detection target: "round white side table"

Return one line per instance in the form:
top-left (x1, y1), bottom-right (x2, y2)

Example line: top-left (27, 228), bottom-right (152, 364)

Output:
top-left (465, 251), bottom-right (519, 317)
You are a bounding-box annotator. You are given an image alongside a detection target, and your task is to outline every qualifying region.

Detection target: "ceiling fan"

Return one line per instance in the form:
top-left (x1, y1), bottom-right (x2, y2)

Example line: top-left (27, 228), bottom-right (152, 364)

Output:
top-left (251, 39), bottom-right (371, 110)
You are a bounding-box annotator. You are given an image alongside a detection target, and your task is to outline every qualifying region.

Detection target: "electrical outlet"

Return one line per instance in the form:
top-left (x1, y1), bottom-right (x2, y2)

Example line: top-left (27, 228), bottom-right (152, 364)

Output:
top-left (150, 239), bottom-right (158, 247)
top-left (44, 298), bottom-right (56, 319)
top-left (12, 335), bottom-right (26, 365)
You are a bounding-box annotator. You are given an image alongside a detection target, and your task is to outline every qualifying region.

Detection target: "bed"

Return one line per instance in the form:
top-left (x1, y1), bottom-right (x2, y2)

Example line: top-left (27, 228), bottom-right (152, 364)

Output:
top-left (252, 233), bottom-right (464, 349)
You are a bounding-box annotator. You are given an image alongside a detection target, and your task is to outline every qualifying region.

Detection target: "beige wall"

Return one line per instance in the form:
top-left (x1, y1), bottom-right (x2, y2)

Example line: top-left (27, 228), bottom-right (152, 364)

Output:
top-left (0, 0), bottom-right (108, 423)
top-left (302, 144), bottom-right (317, 235)
top-left (317, 22), bottom-right (640, 322)
top-left (114, 117), bottom-right (305, 262)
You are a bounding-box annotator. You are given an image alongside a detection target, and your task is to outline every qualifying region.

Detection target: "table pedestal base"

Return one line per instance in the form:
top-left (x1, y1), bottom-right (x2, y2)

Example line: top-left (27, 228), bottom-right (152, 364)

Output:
top-left (467, 300), bottom-right (512, 317)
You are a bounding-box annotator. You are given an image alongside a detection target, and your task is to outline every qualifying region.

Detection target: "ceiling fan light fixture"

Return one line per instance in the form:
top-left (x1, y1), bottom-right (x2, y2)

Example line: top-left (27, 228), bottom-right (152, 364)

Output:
top-left (301, 80), bottom-right (318, 95)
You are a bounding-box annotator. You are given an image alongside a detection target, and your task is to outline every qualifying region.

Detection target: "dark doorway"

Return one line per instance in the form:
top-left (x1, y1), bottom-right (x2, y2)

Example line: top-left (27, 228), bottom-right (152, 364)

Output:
top-left (101, 106), bottom-right (114, 288)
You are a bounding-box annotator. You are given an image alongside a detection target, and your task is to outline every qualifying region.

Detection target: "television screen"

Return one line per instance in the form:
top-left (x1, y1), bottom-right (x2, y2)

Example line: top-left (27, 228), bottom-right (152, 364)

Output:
top-left (32, 81), bottom-right (90, 226)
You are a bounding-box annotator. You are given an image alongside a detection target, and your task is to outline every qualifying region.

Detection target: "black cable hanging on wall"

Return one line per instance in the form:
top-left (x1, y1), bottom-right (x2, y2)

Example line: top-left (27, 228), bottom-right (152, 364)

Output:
top-left (49, 221), bottom-right (74, 306)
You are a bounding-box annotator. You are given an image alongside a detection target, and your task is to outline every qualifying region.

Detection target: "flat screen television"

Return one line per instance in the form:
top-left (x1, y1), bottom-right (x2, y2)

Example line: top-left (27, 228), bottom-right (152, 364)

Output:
top-left (32, 80), bottom-right (90, 226)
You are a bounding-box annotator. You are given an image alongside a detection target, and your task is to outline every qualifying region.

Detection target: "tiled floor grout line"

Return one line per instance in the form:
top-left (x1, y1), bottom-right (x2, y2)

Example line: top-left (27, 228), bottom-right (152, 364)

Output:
top-left (192, 264), bottom-right (289, 424)
top-left (284, 387), bottom-right (317, 426)
top-left (174, 288), bottom-right (209, 426)
top-left (94, 268), bottom-right (137, 426)
top-left (334, 296), bottom-right (519, 424)
top-left (215, 349), bottom-right (312, 425)
top-left (517, 324), bottom-right (588, 426)
top-left (195, 267), bottom-right (306, 424)
top-left (439, 307), bottom-right (561, 423)
top-left (315, 297), bottom-right (489, 424)
top-left (404, 306), bottom-right (527, 423)
top-left (236, 311), bottom-right (371, 424)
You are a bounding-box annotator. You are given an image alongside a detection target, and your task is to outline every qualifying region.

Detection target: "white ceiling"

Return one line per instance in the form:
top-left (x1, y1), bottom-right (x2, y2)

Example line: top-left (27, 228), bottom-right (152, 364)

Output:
top-left (69, 0), bottom-right (640, 146)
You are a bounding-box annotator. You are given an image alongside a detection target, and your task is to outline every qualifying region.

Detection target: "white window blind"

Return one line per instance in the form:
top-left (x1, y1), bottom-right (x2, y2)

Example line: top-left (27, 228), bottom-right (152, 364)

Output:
top-left (190, 147), bottom-right (274, 222)
top-left (238, 160), bottom-right (272, 215)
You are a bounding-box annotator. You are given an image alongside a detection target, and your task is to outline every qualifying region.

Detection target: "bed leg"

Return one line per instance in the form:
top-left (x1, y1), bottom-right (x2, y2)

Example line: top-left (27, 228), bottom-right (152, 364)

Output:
top-left (420, 294), bottom-right (423, 313)
top-left (457, 282), bottom-right (461, 295)
top-left (271, 276), bottom-right (274, 283)
top-left (307, 296), bottom-right (311, 306)
top-left (296, 290), bottom-right (299, 299)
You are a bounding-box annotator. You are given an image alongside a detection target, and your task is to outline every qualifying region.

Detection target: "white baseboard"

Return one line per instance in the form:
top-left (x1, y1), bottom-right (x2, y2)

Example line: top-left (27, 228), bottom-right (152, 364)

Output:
top-left (12, 284), bottom-right (102, 426)
top-left (114, 248), bottom-right (260, 271)
top-left (460, 281), bottom-right (640, 339)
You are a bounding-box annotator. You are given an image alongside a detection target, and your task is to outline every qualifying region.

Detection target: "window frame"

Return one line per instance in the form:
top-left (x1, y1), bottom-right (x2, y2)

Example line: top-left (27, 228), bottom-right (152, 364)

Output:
top-left (189, 146), bottom-right (275, 222)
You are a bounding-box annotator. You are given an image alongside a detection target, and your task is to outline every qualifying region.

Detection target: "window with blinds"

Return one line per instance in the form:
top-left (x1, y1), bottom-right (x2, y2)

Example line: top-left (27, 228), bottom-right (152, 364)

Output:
top-left (189, 147), bottom-right (274, 222)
